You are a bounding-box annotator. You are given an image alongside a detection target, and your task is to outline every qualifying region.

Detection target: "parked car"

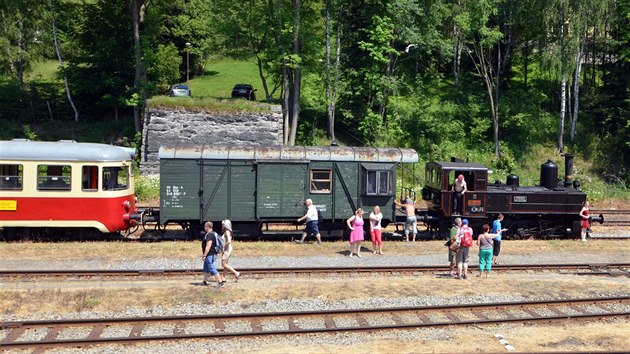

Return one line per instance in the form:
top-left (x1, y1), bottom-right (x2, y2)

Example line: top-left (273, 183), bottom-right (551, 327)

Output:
top-left (168, 84), bottom-right (191, 97)
top-left (231, 84), bottom-right (256, 101)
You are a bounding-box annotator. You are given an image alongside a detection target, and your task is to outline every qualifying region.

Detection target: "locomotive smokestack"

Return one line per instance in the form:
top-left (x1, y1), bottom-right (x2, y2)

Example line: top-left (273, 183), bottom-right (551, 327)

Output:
top-left (564, 154), bottom-right (574, 187)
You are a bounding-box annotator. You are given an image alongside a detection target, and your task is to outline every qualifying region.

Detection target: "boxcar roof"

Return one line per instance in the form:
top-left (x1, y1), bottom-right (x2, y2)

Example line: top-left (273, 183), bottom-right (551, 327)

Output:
top-left (159, 145), bottom-right (418, 163)
top-left (0, 139), bottom-right (136, 162)
top-left (426, 161), bottom-right (487, 170)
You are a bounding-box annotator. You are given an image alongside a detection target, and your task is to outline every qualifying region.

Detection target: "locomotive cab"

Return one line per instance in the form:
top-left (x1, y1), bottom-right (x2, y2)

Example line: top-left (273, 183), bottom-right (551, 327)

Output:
top-left (422, 161), bottom-right (488, 219)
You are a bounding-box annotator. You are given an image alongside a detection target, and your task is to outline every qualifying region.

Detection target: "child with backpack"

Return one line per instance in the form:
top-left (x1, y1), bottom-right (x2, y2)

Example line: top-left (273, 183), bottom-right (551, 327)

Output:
top-left (456, 219), bottom-right (473, 279)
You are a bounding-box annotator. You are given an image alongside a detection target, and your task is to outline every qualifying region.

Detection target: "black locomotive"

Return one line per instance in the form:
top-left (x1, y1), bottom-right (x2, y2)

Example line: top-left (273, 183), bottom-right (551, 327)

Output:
top-left (419, 154), bottom-right (604, 238)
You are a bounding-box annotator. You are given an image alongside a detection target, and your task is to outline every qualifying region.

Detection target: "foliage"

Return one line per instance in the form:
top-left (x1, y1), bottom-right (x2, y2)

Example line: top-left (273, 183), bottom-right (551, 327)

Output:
top-left (134, 174), bottom-right (160, 202)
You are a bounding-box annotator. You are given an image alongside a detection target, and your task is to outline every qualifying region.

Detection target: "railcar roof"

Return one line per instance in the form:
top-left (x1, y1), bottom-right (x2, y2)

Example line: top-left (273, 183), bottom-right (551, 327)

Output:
top-left (426, 161), bottom-right (487, 170)
top-left (0, 139), bottom-right (136, 162)
top-left (159, 145), bottom-right (418, 163)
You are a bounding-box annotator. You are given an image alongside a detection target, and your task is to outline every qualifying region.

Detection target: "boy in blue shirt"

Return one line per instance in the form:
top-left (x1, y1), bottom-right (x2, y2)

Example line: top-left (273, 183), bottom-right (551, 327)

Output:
top-left (492, 214), bottom-right (508, 265)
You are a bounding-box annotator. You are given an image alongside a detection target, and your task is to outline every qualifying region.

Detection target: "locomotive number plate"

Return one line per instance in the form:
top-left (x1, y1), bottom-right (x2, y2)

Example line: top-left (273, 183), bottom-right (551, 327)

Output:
top-left (513, 196), bottom-right (527, 203)
top-left (0, 200), bottom-right (17, 211)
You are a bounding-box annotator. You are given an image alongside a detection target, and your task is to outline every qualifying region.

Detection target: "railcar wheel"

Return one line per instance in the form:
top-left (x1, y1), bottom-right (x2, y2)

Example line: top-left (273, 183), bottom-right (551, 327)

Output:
top-left (155, 222), bottom-right (167, 235)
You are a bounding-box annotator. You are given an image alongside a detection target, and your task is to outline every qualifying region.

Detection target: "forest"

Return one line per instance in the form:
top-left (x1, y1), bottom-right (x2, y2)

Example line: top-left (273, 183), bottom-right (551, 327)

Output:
top-left (0, 0), bottom-right (629, 190)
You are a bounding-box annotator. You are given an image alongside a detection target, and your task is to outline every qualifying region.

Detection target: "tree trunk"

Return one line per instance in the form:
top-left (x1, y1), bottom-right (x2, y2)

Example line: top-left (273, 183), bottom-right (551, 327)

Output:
top-left (131, 0), bottom-right (145, 133)
top-left (558, 77), bottom-right (566, 153)
top-left (570, 43), bottom-right (583, 142)
top-left (49, 0), bottom-right (79, 122)
top-left (324, 0), bottom-right (336, 142)
top-left (329, 3), bottom-right (342, 144)
top-left (288, 0), bottom-right (301, 146)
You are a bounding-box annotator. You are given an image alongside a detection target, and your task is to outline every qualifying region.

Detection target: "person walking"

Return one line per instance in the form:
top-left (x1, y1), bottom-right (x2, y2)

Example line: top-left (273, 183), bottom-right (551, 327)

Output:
top-left (221, 219), bottom-right (241, 282)
top-left (369, 206), bottom-right (383, 255)
top-left (456, 219), bottom-right (473, 279)
top-left (201, 221), bottom-right (226, 288)
top-left (394, 197), bottom-right (417, 241)
top-left (448, 217), bottom-right (462, 278)
top-left (347, 208), bottom-right (365, 257)
top-left (491, 214), bottom-right (508, 265)
top-left (579, 201), bottom-right (590, 241)
top-left (477, 224), bottom-right (496, 277)
top-left (296, 198), bottom-right (322, 244)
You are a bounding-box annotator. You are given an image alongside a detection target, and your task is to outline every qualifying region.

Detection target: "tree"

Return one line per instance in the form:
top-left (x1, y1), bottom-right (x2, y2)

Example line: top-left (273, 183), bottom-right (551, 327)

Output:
top-left (0, 0), bottom-right (49, 86)
top-left (48, 0), bottom-right (78, 122)
top-left (459, 0), bottom-right (504, 157)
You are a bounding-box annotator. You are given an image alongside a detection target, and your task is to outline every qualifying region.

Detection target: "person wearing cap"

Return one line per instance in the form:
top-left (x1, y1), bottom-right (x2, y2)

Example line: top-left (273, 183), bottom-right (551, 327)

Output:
top-left (394, 196), bottom-right (417, 241)
top-left (451, 174), bottom-right (467, 215)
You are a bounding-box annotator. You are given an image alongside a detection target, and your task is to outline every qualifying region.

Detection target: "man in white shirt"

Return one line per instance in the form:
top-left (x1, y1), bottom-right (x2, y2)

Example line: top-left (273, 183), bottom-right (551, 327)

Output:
top-left (296, 198), bottom-right (322, 244)
top-left (452, 174), bottom-right (467, 215)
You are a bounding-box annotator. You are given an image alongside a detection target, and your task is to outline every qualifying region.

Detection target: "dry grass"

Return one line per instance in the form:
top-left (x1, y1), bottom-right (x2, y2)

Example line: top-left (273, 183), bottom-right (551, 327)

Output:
top-left (0, 239), bottom-right (628, 261)
top-left (2, 272), bottom-right (628, 317)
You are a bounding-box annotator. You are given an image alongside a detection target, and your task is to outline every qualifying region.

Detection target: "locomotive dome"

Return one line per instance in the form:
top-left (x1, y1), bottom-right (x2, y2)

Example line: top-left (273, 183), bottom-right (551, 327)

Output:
top-left (159, 145), bottom-right (418, 163)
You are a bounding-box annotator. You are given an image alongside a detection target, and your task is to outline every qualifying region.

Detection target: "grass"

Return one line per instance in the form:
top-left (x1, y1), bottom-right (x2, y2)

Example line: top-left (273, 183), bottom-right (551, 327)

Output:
top-left (0, 239), bottom-right (627, 261)
top-left (147, 96), bottom-right (274, 112)
top-left (25, 60), bottom-right (61, 82)
top-left (189, 56), bottom-right (263, 100)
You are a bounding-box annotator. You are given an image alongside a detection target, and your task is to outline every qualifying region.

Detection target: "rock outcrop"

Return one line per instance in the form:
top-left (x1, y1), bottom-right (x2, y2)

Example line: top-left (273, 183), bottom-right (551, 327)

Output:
top-left (140, 103), bottom-right (283, 175)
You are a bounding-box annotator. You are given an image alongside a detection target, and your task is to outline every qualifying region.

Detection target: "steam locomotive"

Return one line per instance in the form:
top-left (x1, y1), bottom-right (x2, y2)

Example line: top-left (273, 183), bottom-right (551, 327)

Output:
top-left (419, 154), bottom-right (604, 238)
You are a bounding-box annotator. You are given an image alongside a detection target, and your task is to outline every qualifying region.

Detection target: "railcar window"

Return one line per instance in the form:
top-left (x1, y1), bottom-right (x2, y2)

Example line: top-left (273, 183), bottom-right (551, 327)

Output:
top-left (102, 166), bottom-right (129, 191)
top-left (0, 164), bottom-right (23, 190)
top-left (365, 170), bottom-right (393, 195)
top-left (310, 169), bottom-right (332, 193)
top-left (37, 165), bottom-right (71, 191)
top-left (82, 165), bottom-right (99, 191)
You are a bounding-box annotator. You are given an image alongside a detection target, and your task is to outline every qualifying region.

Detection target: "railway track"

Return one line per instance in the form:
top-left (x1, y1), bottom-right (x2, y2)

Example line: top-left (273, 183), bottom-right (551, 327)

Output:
top-left (1, 263), bottom-right (628, 280)
top-left (1, 296), bottom-right (628, 351)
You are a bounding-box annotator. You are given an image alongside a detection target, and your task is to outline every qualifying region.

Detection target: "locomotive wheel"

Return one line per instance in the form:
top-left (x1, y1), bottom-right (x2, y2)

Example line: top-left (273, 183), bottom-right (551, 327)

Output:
top-left (508, 222), bottom-right (527, 240)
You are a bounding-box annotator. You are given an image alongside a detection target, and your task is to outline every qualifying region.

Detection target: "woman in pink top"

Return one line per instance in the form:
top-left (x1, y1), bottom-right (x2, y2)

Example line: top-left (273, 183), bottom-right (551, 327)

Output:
top-left (347, 208), bottom-right (365, 258)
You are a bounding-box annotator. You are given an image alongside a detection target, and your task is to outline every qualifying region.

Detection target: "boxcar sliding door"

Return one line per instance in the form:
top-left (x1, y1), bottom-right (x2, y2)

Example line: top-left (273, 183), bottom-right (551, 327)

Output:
top-left (256, 163), bottom-right (307, 219)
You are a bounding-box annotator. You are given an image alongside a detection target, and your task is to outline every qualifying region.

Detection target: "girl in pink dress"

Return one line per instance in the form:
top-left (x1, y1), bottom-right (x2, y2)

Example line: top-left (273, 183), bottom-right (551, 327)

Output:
top-left (346, 208), bottom-right (365, 258)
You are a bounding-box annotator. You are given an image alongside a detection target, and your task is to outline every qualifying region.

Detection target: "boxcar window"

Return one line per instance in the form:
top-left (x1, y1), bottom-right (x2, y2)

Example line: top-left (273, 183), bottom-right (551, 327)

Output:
top-left (0, 164), bottom-right (23, 190)
top-left (82, 165), bottom-right (99, 191)
top-left (37, 165), bottom-right (71, 191)
top-left (365, 170), bottom-right (393, 195)
top-left (102, 166), bottom-right (129, 191)
top-left (310, 169), bottom-right (332, 193)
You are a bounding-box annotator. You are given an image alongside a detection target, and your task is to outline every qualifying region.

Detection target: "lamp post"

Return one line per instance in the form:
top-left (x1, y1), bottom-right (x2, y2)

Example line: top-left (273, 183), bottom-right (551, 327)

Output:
top-left (185, 42), bottom-right (191, 84)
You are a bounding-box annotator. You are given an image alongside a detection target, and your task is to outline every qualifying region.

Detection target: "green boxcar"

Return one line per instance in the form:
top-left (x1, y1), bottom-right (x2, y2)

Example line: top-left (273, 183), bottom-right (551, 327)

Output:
top-left (159, 145), bottom-right (418, 236)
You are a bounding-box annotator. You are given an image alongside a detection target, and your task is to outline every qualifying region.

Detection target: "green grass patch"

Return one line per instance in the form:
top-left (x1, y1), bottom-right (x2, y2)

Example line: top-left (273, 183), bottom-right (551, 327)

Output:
top-left (191, 57), bottom-right (262, 99)
top-left (26, 60), bottom-right (61, 82)
top-left (147, 96), bottom-right (275, 113)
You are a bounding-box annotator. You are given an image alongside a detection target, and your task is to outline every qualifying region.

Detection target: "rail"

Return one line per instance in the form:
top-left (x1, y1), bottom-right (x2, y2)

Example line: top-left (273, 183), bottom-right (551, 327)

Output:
top-left (1, 296), bottom-right (628, 350)
top-left (1, 263), bottom-right (628, 279)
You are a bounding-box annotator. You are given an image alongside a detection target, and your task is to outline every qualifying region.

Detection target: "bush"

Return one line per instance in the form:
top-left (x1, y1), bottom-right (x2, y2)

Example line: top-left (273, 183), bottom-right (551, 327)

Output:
top-left (135, 175), bottom-right (160, 202)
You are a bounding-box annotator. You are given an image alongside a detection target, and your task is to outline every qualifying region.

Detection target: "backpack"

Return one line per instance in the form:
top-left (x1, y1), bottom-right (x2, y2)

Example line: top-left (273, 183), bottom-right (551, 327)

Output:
top-left (461, 226), bottom-right (473, 247)
top-left (201, 231), bottom-right (224, 255)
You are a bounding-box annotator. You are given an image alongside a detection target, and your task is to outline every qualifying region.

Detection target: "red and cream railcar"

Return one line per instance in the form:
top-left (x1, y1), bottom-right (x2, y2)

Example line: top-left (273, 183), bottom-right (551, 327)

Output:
top-left (0, 139), bottom-right (138, 239)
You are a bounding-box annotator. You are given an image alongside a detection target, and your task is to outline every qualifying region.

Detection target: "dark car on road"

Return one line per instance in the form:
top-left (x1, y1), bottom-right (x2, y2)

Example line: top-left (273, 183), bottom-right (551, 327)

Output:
top-left (168, 84), bottom-right (191, 97)
top-left (231, 84), bottom-right (256, 101)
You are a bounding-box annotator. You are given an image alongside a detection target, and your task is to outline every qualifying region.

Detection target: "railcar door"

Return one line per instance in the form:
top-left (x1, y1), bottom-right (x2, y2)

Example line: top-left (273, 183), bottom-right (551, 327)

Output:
top-left (256, 163), bottom-right (307, 219)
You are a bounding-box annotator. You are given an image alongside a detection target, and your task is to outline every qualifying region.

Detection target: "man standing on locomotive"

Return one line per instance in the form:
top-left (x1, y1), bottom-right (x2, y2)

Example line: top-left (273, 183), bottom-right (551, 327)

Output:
top-left (452, 174), bottom-right (467, 215)
top-left (296, 198), bottom-right (322, 245)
